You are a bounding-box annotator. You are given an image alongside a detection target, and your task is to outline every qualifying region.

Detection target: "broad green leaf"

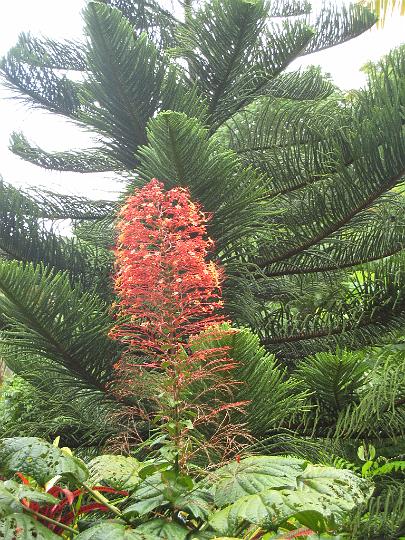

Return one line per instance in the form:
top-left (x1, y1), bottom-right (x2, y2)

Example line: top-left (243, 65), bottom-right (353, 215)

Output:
top-left (210, 466), bottom-right (373, 535)
top-left (297, 465), bottom-right (374, 505)
top-left (76, 521), bottom-right (147, 539)
top-left (0, 481), bottom-right (58, 518)
top-left (209, 488), bottom-right (340, 535)
top-left (0, 437), bottom-right (89, 485)
top-left (135, 518), bottom-right (189, 539)
top-left (0, 484), bottom-right (21, 517)
top-left (88, 455), bottom-right (142, 490)
top-left (211, 456), bottom-right (307, 506)
top-left (0, 513), bottom-right (60, 539)
top-left (1, 480), bottom-right (58, 508)
top-left (174, 487), bottom-right (214, 520)
top-left (124, 473), bottom-right (168, 516)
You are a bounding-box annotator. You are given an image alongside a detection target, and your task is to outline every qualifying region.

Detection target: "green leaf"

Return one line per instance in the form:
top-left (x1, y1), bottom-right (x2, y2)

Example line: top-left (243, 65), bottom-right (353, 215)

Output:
top-left (0, 513), bottom-right (61, 539)
top-left (210, 465), bottom-right (373, 535)
top-left (0, 437), bottom-right (89, 485)
top-left (297, 465), bottom-right (374, 505)
top-left (174, 487), bottom-right (214, 520)
top-left (134, 518), bottom-right (189, 539)
top-left (124, 473), bottom-right (168, 516)
top-left (209, 489), bottom-right (335, 535)
top-left (88, 455), bottom-right (142, 490)
top-left (76, 521), bottom-right (147, 539)
top-left (211, 455), bottom-right (307, 506)
top-left (1, 480), bottom-right (58, 512)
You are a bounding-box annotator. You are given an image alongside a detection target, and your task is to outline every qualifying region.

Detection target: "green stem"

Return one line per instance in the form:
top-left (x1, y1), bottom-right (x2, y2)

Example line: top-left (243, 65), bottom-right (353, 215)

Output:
top-left (25, 507), bottom-right (78, 535)
top-left (82, 483), bottom-right (130, 523)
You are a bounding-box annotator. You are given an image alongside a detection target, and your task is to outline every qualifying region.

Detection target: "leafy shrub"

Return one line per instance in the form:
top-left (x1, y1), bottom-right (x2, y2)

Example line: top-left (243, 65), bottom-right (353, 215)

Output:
top-left (0, 436), bottom-right (374, 539)
top-left (0, 375), bottom-right (46, 438)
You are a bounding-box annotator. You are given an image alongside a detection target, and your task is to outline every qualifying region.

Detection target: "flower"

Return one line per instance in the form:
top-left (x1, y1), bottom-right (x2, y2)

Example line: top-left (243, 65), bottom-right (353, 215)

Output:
top-left (109, 179), bottom-right (248, 465)
top-left (109, 178), bottom-right (226, 358)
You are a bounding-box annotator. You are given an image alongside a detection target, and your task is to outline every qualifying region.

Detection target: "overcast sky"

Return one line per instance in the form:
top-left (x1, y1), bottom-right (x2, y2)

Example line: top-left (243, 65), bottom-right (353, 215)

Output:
top-left (0, 0), bottom-right (404, 200)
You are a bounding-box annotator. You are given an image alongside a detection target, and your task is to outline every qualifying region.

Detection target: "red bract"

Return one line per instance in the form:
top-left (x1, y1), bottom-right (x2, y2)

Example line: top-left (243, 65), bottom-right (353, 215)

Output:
top-left (17, 473), bottom-right (127, 534)
top-left (109, 179), bottom-right (249, 466)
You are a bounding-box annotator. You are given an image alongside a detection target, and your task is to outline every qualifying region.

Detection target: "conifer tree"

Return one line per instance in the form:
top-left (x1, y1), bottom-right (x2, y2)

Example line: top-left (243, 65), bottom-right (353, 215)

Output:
top-left (0, 0), bottom-right (404, 476)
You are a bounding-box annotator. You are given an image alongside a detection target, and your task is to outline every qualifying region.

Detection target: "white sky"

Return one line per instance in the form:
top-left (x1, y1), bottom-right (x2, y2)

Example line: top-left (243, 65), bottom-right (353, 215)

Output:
top-left (0, 0), bottom-right (404, 199)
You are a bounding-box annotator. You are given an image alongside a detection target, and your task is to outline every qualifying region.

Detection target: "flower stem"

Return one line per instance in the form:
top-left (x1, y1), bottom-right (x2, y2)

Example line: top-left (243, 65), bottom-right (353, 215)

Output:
top-left (82, 483), bottom-right (129, 522)
top-left (24, 507), bottom-right (78, 535)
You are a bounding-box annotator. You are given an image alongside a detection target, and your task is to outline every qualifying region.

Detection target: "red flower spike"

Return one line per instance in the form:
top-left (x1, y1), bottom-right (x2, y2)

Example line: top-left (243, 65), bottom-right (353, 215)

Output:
top-left (109, 179), bottom-right (225, 353)
top-left (109, 179), bottom-right (250, 465)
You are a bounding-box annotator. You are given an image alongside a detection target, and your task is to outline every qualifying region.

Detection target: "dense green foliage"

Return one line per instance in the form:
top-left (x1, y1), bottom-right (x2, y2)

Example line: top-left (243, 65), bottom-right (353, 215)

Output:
top-left (0, 0), bottom-right (405, 537)
top-left (0, 436), bottom-right (380, 538)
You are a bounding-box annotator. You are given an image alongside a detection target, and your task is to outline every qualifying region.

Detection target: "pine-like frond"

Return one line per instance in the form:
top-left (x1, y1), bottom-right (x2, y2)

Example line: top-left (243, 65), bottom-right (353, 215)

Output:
top-left (23, 186), bottom-right (116, 221)
top-left (0, 53), bottom-right (81, 116)
top-left (334, 345), bottom-right (405, 440)
top-left (348, 483), bottom-right (405, 539)
top-left (136, 111), bottom-right (271, 254)
top-left (74, 217), bottom-right (116, 249)
top-left (105, 0), bottom-right (179, 49)
top-left (0, 374), bottom-right (118, 448)
top-left (7, 32), bottom-right (87, 71)
top-left (229, 328), bottom-right (310, 435)
top-left (10, 132), bottom-right (124, 173)
top-left (255, 91), bottom-right (405, 270)
top-left (239, 253), bottom-right (405, 358)
top-left (174, 0), bottom-right (315, 129)
top-left (294, 349), bottom-right (368, 415)
top-left (194, 325), bottom-right (309, 437)
top-left (225, 96), bottom-right (347, 196)
top-left (0, 180), bottom-right (113, 291)
top-left (263, 66), bottom-right (337, 101)
top-left (302, 3), bottom-right (377, 55)
top-left (268, 0), bottom-right (311, 18)
top-left (81, 1), bottom-right (166, 168)
top-left (261, 194), bottom-right (405, 276)
top-left (0, 260), bottom-right (119, 399)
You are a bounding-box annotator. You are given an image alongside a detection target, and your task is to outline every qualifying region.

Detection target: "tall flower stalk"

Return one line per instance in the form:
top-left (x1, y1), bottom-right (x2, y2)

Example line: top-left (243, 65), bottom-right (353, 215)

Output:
top-left (109, 179), bottom-right (248, 470)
